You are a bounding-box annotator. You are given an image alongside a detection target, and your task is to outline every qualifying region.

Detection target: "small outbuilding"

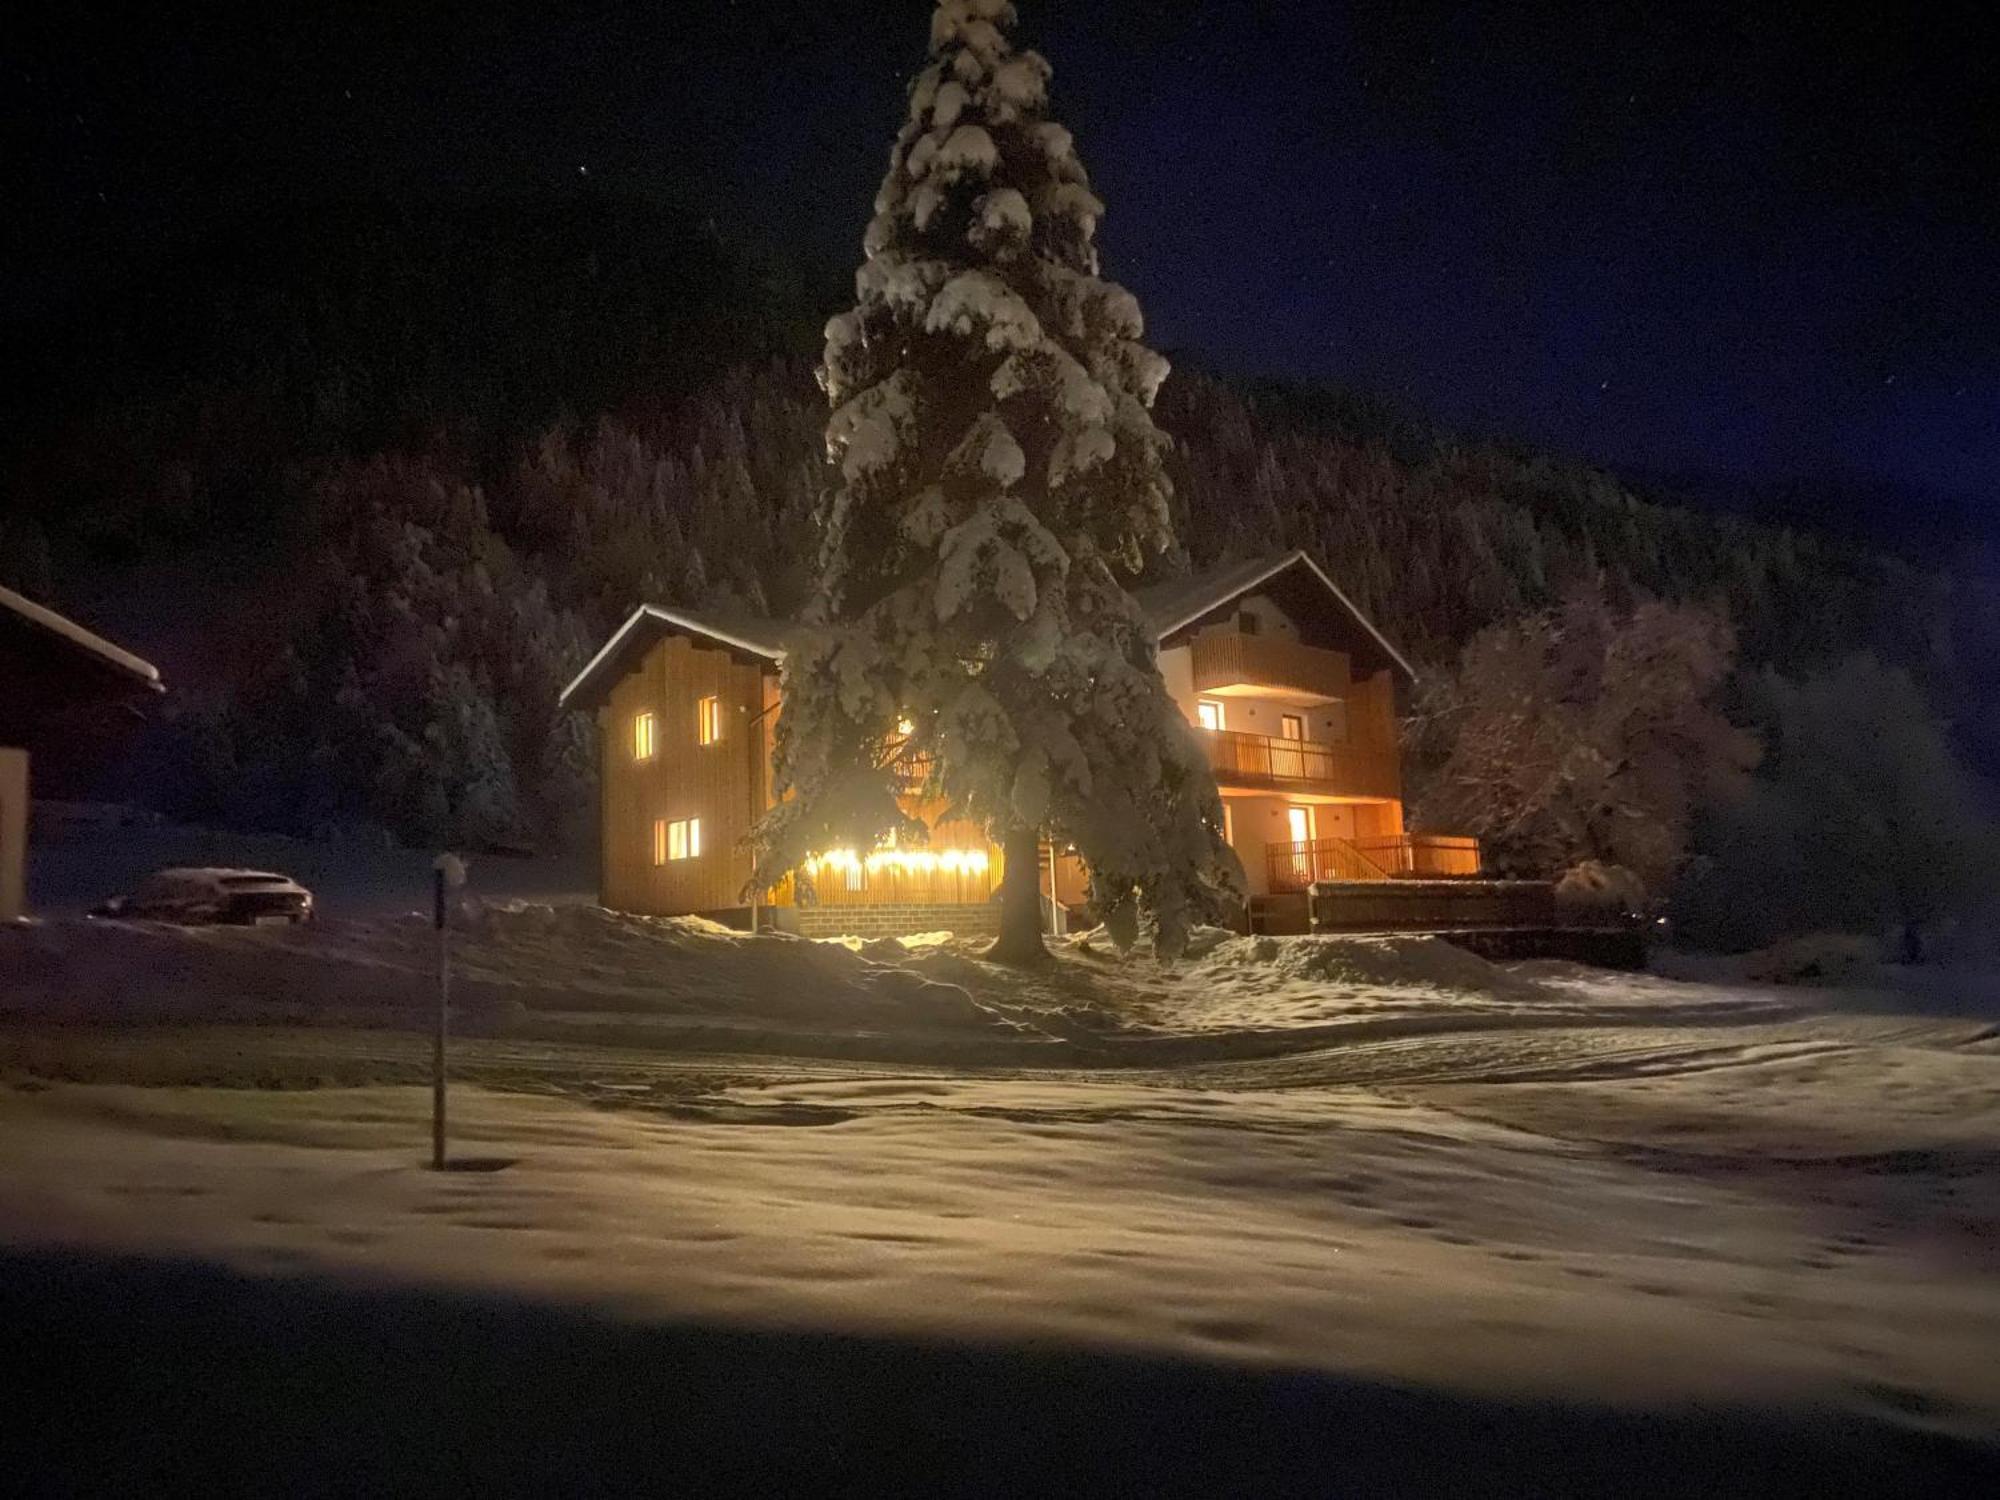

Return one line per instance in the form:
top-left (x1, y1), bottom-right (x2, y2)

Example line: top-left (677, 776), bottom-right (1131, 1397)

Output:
top-left (0, 584), bottom-right (164, 921)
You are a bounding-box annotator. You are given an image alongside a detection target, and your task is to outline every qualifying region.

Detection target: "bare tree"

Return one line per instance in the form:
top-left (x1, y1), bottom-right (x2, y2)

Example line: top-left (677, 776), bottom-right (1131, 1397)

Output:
top-left (1408, 584), bottom-right (1756, 891)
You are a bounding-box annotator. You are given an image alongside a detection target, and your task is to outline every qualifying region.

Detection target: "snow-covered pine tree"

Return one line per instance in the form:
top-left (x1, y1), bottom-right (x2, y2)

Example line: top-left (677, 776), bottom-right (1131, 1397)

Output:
top-left (752, 0), bottom-right (1241, 962)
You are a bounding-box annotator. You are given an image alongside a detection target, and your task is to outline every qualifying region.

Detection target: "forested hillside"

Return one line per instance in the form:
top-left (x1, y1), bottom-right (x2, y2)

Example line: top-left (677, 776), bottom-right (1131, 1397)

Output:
top-left (5, 197), bottom-right (1993, 861)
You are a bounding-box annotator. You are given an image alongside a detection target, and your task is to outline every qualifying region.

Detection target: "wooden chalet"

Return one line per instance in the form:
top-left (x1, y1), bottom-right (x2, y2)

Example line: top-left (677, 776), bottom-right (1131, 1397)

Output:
top-left (560, 552), bottom-right (1482, 937)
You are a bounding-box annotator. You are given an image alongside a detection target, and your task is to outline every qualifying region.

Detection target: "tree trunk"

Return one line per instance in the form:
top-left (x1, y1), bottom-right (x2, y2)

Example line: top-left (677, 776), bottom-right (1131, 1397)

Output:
top-left (987, 823), bottom-right (1049, 967)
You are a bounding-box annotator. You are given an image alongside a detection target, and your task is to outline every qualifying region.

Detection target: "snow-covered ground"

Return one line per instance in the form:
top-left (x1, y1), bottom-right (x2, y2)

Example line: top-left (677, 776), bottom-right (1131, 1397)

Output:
top-left (3, 908), bottom-right (1998, 1489)
top-left (0, 901), bottom-right (1810, 1051)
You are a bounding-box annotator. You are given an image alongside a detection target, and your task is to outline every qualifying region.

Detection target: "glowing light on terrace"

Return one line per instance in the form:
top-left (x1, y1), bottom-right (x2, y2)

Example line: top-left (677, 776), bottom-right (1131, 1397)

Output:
top-left (802, 847), bottom-right (991, 876)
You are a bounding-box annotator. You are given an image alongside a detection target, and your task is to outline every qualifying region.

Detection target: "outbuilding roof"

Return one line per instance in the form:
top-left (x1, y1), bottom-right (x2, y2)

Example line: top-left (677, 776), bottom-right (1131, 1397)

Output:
top-left (0, 584), bottom-right (164, 692)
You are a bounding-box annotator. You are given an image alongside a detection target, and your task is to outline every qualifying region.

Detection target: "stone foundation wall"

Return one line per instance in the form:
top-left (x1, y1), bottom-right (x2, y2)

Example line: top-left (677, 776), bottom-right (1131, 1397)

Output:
top-left (787, 903), bottom-right (1001, 940)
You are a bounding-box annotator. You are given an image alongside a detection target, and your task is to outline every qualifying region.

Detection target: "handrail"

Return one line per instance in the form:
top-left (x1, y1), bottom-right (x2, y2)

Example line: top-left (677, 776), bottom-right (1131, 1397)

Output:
top-left (1199, 728), bottom-right (1401, 798)
top-left (1267, 833), bottom-right (1482, 890)
top-left (1352, 833), bottom-right (1483, 877)
top-left (1266, 836), bottom-right (1391, 891)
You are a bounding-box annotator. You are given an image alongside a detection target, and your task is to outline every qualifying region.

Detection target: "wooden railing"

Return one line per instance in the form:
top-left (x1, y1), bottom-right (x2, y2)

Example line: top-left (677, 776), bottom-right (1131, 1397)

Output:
top-left (1267, 837), bottom-right (1390, 892)
top-left (1191, 633), bottom-right (1350, 700)
top-left (799, 859), bottom-right (998, 907)
top-left (1200, 728), bottom-right (1401, 800)
top-left (1267, 833), bottom-right (1482, 892)
top-left (1354, 833), bottom-right (1483, 878)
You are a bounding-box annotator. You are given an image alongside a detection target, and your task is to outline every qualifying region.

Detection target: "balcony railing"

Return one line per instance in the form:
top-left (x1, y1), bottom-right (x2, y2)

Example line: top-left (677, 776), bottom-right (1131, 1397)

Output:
top-left (1199, 728), bottom-right (1401, 800)
top-left (1266, 834), bottom-right (1483, 892)
top-left (1267, 838), bottom-right (1390, 890)
top-left (1191, 633), bottom-right (1350, 700)
top-left (1355, 833), bottom-right (1483, 878)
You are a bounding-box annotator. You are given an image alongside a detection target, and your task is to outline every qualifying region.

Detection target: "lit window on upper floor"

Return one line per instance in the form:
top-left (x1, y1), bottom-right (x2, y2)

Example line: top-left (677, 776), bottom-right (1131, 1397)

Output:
top-left (1196, 700), bottom-right (1224, 731)
top-left (634, 712), bottom-right (657, 761)
top-left (698, 695), bottom-right (722, 746)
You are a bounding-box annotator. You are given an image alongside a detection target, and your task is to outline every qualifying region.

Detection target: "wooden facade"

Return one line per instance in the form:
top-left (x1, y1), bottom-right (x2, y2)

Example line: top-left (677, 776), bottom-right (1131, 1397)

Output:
top-left (596, 634), bottom-right (778, 918)
top-left (1191, 632), bottom-right (1350, 703)
top-left (587, 626), bottom-right (1005, 924)
top-left (566, 551), bottom-right (1481, 929)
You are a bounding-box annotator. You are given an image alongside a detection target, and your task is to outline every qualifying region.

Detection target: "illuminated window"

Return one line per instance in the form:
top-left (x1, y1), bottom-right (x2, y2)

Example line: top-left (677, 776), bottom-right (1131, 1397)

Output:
top-left (664, 817), bottom-right (701, 861)
top-left (1279, 713), bottom-right (1304, 741)
top-left (1196, 700), bottom-right (1224, 731)
top-left (633, 711), bottom-right (657, 761)
top-left (1286, 806), bottom-right (1314, 845)
top-left (651, 819), bottom-right (668, 866)
top-left (698, 695), bottom-right (722, 746)
top-left (1222, 802), bottom-right (1236, 845)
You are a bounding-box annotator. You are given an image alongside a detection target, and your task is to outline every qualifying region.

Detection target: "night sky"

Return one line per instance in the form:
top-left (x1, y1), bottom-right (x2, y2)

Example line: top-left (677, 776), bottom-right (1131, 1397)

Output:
top-left (12, 0), bottom-right (1998, 521)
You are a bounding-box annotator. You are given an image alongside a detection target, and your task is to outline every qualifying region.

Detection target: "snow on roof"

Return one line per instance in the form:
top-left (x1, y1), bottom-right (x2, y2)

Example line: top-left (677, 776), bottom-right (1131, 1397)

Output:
top-left (1136, 550), bottom-right (1418, 682)
top-left (151, 868), bottom-right (300, 884)
top-left (559, 603), bottom-right (789, 712)
top-left (564, 551), bottom-right (1415, 713)
top-left (0, 583), bottom-right (164, 691)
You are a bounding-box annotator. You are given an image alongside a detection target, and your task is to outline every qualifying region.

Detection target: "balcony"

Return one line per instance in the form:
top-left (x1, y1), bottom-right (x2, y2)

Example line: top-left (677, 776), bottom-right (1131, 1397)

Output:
top-left (1199, 728), bottom-right (1401, 800)
top-left (1266, 833), bottom-right (1483, 892)
top-left (1191, 633), bottom-right (1349, 702)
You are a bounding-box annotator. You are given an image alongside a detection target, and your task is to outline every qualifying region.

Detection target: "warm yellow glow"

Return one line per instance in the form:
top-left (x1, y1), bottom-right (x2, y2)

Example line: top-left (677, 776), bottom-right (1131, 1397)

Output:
top-left (803, 846), bottom-right (990, 876)
top-left (663, 816), bottom-right (700, 862)
top-left (896, 717), bottom-right (915, 736)
top-left (698, 695), bottom-right (722, 746)
top-left (634, 711), bottom-right (657, 760)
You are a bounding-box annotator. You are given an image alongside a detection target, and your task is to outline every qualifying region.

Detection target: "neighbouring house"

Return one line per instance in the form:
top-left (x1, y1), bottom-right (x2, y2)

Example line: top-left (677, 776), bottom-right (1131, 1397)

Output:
top-left (559, 551), bottom-right (1481, 938)
top-left (0, 585), bottom-right (165, 921)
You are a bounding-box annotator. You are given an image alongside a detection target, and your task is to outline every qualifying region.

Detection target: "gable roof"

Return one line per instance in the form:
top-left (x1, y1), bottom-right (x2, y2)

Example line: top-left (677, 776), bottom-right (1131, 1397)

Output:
top-left (562, 551), bottom-right (1414, 713)
top-left (558, 603), bottom-right (787, 711)
top-left (1136, 550), bottom-right (1417, 682)
top-left (0, 584), bottom-right (164, 693)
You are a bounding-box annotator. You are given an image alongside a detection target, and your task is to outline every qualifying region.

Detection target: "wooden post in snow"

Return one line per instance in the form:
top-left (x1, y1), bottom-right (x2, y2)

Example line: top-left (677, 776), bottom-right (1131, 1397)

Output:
top-left (431, 853), bottom-right (466, 1170)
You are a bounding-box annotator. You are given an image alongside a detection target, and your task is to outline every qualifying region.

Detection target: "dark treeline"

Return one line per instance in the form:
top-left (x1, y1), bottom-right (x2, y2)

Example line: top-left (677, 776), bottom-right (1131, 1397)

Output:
top-left (2, 193), bottom-right (826, 574)
top-left (6, 196), bottom-right (1995, 945)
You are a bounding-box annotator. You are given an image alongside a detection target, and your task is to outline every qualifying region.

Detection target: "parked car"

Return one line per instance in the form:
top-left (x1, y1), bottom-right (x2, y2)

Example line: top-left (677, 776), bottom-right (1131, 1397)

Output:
top-left (91, 868), bottom-right (315, 926)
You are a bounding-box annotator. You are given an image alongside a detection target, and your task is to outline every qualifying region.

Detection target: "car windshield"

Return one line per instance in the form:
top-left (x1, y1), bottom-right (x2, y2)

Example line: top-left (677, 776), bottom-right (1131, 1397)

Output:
top-left (220, 875), bottom-right (289, 889)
